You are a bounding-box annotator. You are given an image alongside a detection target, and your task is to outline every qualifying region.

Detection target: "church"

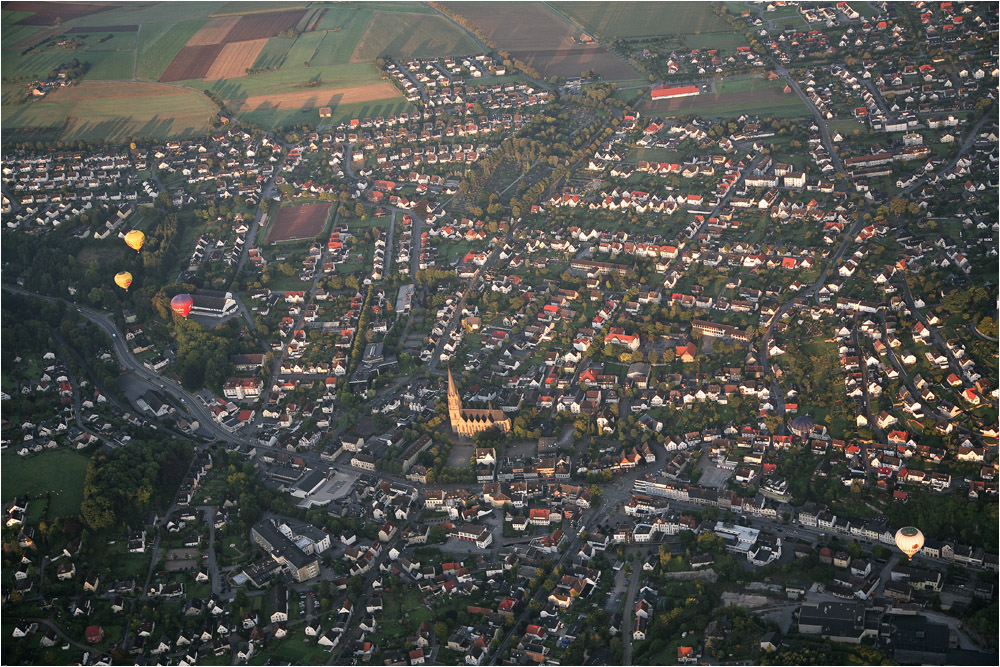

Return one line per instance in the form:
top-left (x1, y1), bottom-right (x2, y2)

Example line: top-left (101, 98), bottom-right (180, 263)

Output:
top-left (447, 369), bottom-right (511, 437)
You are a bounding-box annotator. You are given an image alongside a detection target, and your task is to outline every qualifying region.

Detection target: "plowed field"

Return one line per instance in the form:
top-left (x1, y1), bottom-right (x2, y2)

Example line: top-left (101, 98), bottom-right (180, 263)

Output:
top-left (204, 38), bottom-right (269, 80)
top-left (158, 44), bottom-right (225, 82)
top-left (186, 15), bottom-right (239, 46)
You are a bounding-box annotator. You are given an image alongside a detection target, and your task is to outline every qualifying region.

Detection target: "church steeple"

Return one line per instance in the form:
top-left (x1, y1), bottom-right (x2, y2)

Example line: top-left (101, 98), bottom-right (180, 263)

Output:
top-left (447, 368), bottom-right (462, 432)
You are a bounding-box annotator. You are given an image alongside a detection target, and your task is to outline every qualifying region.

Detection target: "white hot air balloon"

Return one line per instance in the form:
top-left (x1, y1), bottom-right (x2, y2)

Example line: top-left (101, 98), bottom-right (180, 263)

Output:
top-left (894, 526), bottom-right (924, 561)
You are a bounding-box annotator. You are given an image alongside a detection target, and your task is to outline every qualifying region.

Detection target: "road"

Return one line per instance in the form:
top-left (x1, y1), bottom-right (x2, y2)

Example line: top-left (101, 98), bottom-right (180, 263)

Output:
top-left (852, 313), bottom-right (884, 443)
top-left (131, 25), bottom-right (141, 80)
top-left (901, 106), bottom-right (996, 196)
top-left (621, 554), bottom-right (642, 665)
top-left (772, 64), bottom-right (844, 174)
top-left (231, 139), bottom-right (286, 282)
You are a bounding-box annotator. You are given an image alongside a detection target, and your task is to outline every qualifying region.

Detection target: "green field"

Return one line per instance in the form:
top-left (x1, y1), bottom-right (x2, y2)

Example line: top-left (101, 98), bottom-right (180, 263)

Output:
top-left (1, 449), bottom-right (90, 520)
top-left (315, 5), bottom-right (374, 31)
top-left (3, 81), bottom-right (217, 142)
top-left (1, 45), bottom-right (135, 82)
top-left (193, 61), bottom-right (384, 97)
top-left (3, 23), bottom-right (45, 46)
top-left (715, 75), bottom-right (784, 94)
top-left (74, 31), bottom-right (138, 51)
top-left (348, 1), bottom-right (436, 13)
top-left (70, 2), bottom-right (223, 26)
top-left (352, 10), bottom-right (482, 61)
top-left (310, 8), bottom-right (376, 64)
top-left (560, 1), bottom-right (733, 38)
top-left (252, 35), bottom-right (296, 70)
top-left (136, 19), bottom-right (206, 81)
top-left (686, 30), bottom-right (749, 49)
top-left (85, 50), bottom-right (135, 80)
top-left (285, 30), bottom-right (327, 68)
top-left (2, 9), bottom-right (35, 25)
top-left (212, 1), bottom-right (308, 16)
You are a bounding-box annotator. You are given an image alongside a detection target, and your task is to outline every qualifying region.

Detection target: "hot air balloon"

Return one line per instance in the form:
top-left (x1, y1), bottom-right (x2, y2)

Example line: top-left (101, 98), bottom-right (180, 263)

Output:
top-left (894, 526), bottom-right (924, 561)
top-left (124, 230), bottom-right (145, 253)
top-left (114, 271), bottom-right (133, 291)
top-left (171, 293), bottom-right (194, 318)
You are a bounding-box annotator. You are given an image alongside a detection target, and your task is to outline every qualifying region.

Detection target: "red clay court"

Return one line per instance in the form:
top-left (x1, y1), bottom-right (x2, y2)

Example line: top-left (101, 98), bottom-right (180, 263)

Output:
top-left (267, 203), bottom-right (332, 243)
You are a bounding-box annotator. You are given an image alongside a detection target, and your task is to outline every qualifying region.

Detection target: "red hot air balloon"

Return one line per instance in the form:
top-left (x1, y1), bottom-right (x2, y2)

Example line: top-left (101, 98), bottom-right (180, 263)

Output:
top-left (170, 293), bottom-right (194, 318)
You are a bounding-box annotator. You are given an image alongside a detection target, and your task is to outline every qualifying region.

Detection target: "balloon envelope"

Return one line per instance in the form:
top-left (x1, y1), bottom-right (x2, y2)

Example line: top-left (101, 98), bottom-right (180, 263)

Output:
top-left (171, 293), bottom-right (194, 318)
top-left (894, 526), bottom-right (924, 561)
top-left (114, 271), bottom-right (133, 291)
top-left (124, 230), bottom-right (145, 253)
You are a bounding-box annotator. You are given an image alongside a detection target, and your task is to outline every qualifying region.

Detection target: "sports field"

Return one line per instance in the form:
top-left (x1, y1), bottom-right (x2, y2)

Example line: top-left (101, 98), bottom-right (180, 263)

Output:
top-left (640, 84), bottom-right (808, 119)
top-left (267, 203), bottom-right (332, 243)
top-left (2, 449), bottom-right (90, 520)
top-left (559, 1), bottom-right (733, 38)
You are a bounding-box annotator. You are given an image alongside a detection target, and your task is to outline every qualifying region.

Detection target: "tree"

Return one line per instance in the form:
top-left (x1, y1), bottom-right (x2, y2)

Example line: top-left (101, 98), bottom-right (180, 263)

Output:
top-left (428, 525), bottom-right (448, 544)
top-left (433, 622), bottom-right (448, 639)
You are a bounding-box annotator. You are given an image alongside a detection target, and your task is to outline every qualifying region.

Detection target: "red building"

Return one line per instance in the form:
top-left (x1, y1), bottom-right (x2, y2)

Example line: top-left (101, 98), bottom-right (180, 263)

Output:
top-left (651, 84), bottom-right (700, 100)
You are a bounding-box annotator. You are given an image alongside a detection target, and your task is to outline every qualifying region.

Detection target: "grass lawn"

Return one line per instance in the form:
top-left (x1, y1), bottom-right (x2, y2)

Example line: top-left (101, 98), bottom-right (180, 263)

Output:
top-left (828, 118), bottom-right (871, 135)
top-left (560, 1), bottom-right (733, 37)
top-left (1, 449), bottom-right (89, 519)
top-left (268, 637), bottom-right (329, 664)
top-left (373, 587), bottom-right (434, 644)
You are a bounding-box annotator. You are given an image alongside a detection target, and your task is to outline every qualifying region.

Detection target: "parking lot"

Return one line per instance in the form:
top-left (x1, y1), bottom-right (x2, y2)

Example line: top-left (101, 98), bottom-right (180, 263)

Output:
top-left (698, 461), bottom-right (734, 489)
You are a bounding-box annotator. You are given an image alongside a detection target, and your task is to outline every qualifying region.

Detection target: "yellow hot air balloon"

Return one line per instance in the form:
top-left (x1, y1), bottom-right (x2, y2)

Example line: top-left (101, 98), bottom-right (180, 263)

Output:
top-left (114, 271), bottom-right (133, 291)
top-left (124, 229), bottom-right (145, 253)
top-left (894, 526), bottom-right (924, 561)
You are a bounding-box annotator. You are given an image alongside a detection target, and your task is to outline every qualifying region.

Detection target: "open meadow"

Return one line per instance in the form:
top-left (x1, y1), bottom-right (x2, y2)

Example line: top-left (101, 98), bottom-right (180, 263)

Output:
top-left (2, 80), bottom-right (217, 142)
top-left (1, 449), bottom-right (90, 520)
top-left (442, 2), bottom-right (637, 80)
top-left (559, 1), bottom-right (733, 38)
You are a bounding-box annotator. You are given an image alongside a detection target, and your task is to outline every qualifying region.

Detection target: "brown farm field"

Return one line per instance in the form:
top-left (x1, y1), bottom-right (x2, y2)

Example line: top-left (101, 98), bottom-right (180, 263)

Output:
top-left (226, 9), bottom-right (306, 41)
top-left (267, 203), bottom-right (332, 243)
top-left (159, 44), bottom-right (225, 82)
top-left (237, 83), bottom-right (400, 111)
top-left (442, 2), bottom-right (636, 80)
top-left (204, 38), bottom-right (269, 80)
top-left (186, 15), bottom-right (240, 46)
top-left (7, 1), bottom-right (121, 25)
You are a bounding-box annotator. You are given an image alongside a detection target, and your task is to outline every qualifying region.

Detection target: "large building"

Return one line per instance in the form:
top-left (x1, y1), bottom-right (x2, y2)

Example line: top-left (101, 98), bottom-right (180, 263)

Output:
top-left (251, 519), bottom-right (320, 583)
top-left (651, 84), bottom-right (700, 100)
top-left (447, 370), bottom-right (511, 437)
